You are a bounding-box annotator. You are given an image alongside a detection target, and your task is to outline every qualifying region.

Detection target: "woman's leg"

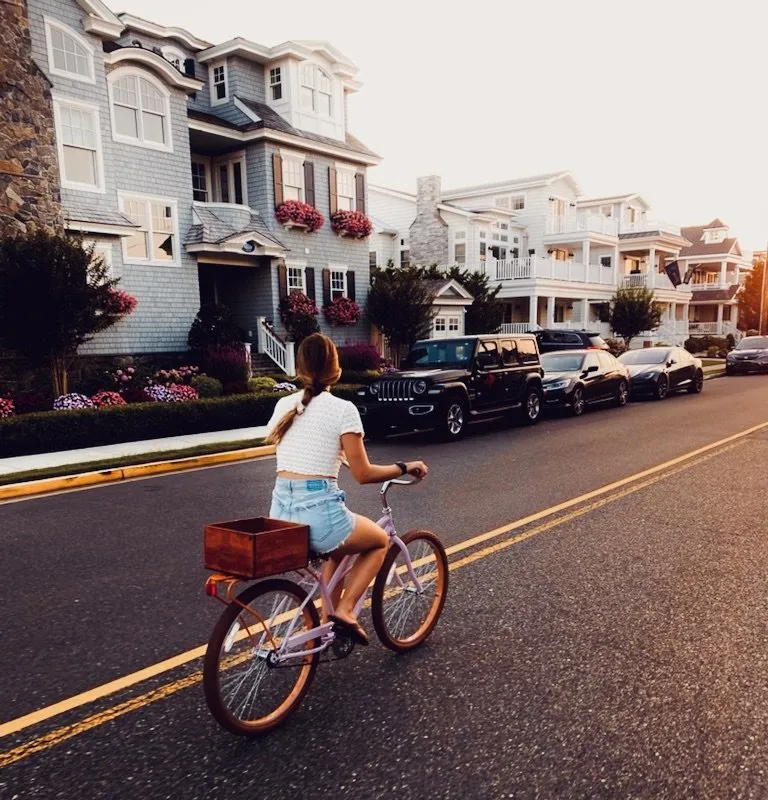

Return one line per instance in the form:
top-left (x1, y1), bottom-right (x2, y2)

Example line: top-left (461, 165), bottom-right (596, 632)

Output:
top-left (320, 556), bottom-right (344, 624)
top-left (330, 515), bottom-right (389, 625)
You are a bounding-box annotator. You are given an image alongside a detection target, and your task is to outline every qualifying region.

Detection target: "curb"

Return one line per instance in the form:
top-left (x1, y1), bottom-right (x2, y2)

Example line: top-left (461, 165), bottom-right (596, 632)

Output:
top-left (0, 444), bottom-right (276, 502)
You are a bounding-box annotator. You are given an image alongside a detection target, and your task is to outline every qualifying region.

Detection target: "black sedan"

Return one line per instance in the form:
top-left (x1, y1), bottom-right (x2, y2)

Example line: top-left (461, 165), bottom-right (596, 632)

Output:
top-left (618, 347), bottom-right (704, 400)
top-left (541, 349), bottom-right (630, 416)
top-left (533, 329), bottom-right (610, 354)
top-left (725, 336), bottom-right (768, 375)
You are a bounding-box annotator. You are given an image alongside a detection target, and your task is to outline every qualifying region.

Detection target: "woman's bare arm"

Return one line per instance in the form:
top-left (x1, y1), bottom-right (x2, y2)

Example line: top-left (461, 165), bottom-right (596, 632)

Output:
top-left (341, 433), bottom-right (427, 485)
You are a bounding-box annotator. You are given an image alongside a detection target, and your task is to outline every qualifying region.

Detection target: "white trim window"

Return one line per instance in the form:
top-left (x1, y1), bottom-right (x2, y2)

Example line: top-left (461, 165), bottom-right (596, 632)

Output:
top-left (369, 250), bottom-right (378, 269)
top-left (45, 17), bottom-right (94, 83)
top-left (282, 152), bottom-right (305, 201)
top-left (83, 240), bottom-right (114, 279)
top-left (434, 317), bottom-right (446, 333)
top-left (269, 67), bottom-right (282, 101)
top-left (191, 158), bottom-right (210, 202)
top-left (300, 63), bottom-right (332, 116)
top-left (120, 195), bottom-right (178, 264)
top-left (448, 317), bottom-right (460, 332)
top-left (336, 167), bottom-right (355, 211)
top-left (551, 198), bottom-right (567, 218)
top-left (53, 97), bottom-right (104, 192)
top-left (210, 61), bottom-right (228, 105)
top-left (214, 153), bottom-right (246, 205)
top-left (287, 265), bottom-right (305, 294)
top-left (494, 194), bottom-right (525, 210)
top-left (330, 267), bottom-right (348, 300)
top-left (109, 69), bottom-right (172, 151)
top-left (162, 47), bottom-right (186, 72)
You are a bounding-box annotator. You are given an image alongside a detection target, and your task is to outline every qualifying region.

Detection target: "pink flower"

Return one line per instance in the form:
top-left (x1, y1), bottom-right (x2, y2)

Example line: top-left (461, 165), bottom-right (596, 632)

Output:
top-left (276, 200), bottom-right (325, 233)
top-left (331, 210), bottom-right (372, 239)
top-left (121, 375), bottom-right (130, 383)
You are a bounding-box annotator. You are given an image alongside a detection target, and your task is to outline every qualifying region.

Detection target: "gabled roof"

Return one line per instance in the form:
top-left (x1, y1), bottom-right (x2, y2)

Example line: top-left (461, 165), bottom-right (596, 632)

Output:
top-left (442, 171), bottom-right (580, 199)
top-left (117, 13), bottom-right (212, 51)
top-left (371, 215), bottom-right (398, 235)
top-left (680, 222), bottom-right (742, 258)
top-left (423, 278), bottom-right (474, 303)
top-left (75, 0), bottom-right (123, 38)
top-left (186, 205), bottom-right (284, 249)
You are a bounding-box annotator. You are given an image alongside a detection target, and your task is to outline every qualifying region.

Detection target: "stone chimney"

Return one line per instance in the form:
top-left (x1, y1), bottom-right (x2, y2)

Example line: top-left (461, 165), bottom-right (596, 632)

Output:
top-left (0, 0), bottom-right (63, 236)
top-left (409, 175), bottom-right (448, 266)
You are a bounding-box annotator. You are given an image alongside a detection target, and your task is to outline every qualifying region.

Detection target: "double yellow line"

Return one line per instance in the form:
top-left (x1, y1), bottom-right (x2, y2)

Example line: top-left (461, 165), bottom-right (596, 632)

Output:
top-left (1, 421), bottom-right (766, 768)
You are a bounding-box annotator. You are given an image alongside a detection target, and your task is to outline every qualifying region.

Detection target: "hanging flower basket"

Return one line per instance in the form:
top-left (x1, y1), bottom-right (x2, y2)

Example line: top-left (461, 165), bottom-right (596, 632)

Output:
top-left (276, 200), bottom-right (324, 233)
top-left (323, 296), bottom-right (362, 326)
top-left (331, 210), bottom-right (372, 239)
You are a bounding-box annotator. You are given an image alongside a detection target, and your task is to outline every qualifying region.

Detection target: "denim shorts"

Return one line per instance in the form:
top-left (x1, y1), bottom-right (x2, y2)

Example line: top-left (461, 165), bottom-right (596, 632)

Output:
top-left (269, 478), bottom-right (356, 555)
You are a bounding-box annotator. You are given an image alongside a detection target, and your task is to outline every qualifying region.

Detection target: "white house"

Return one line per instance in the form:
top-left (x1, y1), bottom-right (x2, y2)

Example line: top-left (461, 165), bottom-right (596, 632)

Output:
top-left (370, 172), bottom-right (696, 346)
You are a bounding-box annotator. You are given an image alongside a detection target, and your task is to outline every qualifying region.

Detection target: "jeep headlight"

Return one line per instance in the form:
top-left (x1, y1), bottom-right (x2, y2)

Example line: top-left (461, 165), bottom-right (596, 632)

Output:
top-left (413, 380), bottom-right (427, 395)
top-left (369, 383), bottom-right (379, 395)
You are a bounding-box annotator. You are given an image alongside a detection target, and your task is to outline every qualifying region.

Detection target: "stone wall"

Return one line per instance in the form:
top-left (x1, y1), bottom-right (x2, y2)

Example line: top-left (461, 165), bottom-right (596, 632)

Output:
top-left (0, 0), bottom-right (63, 236)
top-left (409, 175), bottom-right (449, 266)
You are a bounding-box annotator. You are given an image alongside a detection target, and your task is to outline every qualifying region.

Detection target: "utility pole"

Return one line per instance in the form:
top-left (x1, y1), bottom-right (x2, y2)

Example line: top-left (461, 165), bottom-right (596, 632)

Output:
top-left (761, 243), bottom-right (768, 335)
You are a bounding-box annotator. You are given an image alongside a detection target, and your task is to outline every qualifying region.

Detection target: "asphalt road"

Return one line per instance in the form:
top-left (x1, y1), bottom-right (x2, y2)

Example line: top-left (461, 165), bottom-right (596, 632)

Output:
top-left (2, 374), bottom-right (768, 799)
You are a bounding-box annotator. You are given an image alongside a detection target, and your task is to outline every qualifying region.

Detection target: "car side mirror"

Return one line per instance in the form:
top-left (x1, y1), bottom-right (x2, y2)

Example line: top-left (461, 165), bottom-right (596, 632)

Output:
top-left (667, 359), bottom-right (675, 367)
top-left (586, 365), bottom-right (599, 373)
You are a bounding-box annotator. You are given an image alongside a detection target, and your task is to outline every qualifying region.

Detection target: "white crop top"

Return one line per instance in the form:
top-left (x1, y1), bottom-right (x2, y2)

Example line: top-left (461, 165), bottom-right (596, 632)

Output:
top-left (266, 391), bottom-right (365, 477)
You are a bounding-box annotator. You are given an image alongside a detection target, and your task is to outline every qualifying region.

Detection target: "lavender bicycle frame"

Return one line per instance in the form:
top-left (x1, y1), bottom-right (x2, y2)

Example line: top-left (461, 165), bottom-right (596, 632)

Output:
top-left (271, 478), bottom-right (425, 662)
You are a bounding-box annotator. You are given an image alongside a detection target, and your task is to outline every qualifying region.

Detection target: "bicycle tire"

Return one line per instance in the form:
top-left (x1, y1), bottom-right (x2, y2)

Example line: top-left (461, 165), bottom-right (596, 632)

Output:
top-left (370, 529), bottom-right (449, 653)
top-left (203, 577), bottom-right (321, 736)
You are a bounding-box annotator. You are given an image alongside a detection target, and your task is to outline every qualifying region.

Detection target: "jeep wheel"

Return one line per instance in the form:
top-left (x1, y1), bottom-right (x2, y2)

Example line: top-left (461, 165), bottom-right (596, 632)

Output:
top-left (521, 386), bottom-right (543, 425)
top-left (439, 398), bottom-right (467, 440)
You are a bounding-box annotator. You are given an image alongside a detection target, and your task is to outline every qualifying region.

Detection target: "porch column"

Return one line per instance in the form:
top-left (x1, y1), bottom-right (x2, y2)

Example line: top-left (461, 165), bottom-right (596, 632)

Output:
top-left (670, 302), bottom-right (677, 336)
top-left (528, 295), bottom-right (537, 327)
top-left (581, 298), bottom-right (590, 328)
top-left (682, 303), bottom-right (689, 337)
top-left (717, 303), bottom-right (724, 334)
top-left (546, 296), bottom-right (555, 327)
top-left (647, 247), bottom-right (656, 287)
top-left (720, 259), bottom-right (728, 287)
top-left (614, 247), bottom-right (621, 284)
top-left (583, 240), bottom-right (591, 268)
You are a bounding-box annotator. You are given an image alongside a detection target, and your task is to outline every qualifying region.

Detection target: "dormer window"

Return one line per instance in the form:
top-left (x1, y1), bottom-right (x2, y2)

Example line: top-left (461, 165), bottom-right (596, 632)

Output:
top-left (162, 47), bottom-right (186, 72)
top-left (300, 63), bottom-right (332, 117)
top-left (704, 228), bottom-right (726, 244)
top-left (210, 61), bottom-right (228, 105)
top-left (45, 18), bottom-right (95, 83)
top-left (270, 67), bottom-right (282, 101)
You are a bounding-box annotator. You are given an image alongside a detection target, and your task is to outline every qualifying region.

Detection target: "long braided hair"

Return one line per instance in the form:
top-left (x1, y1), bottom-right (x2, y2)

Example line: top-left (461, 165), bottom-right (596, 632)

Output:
top-left (265, 333), bottom-right (342, 445)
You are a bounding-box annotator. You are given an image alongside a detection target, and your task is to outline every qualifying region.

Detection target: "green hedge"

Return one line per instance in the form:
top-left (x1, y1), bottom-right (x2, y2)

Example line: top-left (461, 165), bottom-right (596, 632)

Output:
top-left (0, 385), bottom-right (363, 458)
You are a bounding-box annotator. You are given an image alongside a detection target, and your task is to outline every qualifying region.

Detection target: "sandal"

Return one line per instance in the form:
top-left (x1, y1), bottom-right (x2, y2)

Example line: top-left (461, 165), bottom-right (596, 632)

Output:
top-left (329, 614), bottom-right (369, 647)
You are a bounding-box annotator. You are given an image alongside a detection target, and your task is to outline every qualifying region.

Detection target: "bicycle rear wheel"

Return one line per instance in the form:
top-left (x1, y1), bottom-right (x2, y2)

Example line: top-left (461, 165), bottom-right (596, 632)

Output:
top-left (203, 578), bottom-right (321, 736)
top-left (370, 530), bottom-right (448, 653)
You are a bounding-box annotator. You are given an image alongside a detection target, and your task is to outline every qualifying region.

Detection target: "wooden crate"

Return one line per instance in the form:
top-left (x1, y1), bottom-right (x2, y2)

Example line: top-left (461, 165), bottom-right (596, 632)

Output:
top-left (204, 517), bottom-right (310, 579)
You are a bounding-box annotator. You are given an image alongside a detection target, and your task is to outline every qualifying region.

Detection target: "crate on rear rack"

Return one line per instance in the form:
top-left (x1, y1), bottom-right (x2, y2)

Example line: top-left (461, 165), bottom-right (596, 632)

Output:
top-left (203, 517), bottom-right (310, 579)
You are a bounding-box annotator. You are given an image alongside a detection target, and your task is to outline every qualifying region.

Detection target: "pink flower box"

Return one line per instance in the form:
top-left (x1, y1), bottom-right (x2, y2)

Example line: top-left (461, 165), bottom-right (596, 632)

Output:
top-left (276, 201), bottom-right (324, 233)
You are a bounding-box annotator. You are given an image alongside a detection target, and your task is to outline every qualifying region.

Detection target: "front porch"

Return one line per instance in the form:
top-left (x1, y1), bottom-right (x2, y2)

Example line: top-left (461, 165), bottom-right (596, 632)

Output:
top-left (499, 295), bottom-right (612, 336)
top-left (688, 302), bottom-right (740, 338)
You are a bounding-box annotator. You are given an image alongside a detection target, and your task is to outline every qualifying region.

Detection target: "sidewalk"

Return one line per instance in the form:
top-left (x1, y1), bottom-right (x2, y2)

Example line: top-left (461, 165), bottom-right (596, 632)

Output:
top-left (0, 425), bottom-right (268, 477)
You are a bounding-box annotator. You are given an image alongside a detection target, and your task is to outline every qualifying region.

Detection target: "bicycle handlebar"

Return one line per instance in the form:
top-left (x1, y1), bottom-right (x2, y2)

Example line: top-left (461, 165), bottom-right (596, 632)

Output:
top-left (380, 474), bottom-right (421, 506)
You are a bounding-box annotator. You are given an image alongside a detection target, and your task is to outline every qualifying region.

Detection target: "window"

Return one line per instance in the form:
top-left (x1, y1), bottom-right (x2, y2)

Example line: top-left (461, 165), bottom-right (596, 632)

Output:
top-left (83, 241), bottom-right (113, 279)
top-left (336, 168), bottom-right (355, 211)
top-left (215, 155), bottom-right (246, 204)
top-left (287, 266), bottom-right (305, 294)
top-left (369, 251), bottom-right (378, 269)
top-left (210, 61), bottom-right (228, 104)
top-left (330, 269), bottom-right (347, 300)
top-left (53, 99), bottom-right (103, 191)
top-left (494, 195), bottom-right (525, 210)
top-left (517, 338), bottom-right (538, 364)
top-left (552, 249), bottom-right (568, 261)
top-left (191, 160), bottom-right (209, 202)
top-left (723, 305), bottom-right (732, 321)
top-left (282, 155), bottom-right (304, 201)
top-left (600, 256), bottom-right (612, 268)
top-left (434, 318), bottom-right (446, 333)
top-left (600, 205), bottom-right (613, 217)
top-left (448, 317), bottom-right (460, 332)
top-left (501, 340), bottom-right (517, 365)
top-left (626, 206), bottom-right (637, 223)
top-left (300, 63), bottom-right (332, 116)
top-left (400, 249), bottom-right (410, 268)
top-left (269, 67), bottom-right (282, 101)
top-left (110, 71), bottom-right (170, 150)
top-left (552, 198), bottom-right (567, 217)
top-left (454, 243), bottom-right (466, 263)
top-left (480, 241), bottom-right (487, 261)
top-left (120, 196), bottom-right (177, 263)
top-left (554, 305), bottom-right (565, 323)
top-left (45, 18), bottom-right (94, 82)
top-left (477, 340), bottom-right (501, 369)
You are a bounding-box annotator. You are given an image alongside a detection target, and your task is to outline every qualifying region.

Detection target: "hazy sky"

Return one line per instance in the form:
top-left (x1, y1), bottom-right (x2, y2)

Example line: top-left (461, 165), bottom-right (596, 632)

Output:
top-left (117, 0), bottom-right (768, 252)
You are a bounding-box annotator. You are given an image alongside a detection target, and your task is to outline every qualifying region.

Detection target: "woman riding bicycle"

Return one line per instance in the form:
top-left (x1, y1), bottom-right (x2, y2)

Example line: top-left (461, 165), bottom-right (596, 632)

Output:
top-left (265, 333), bottom-right (427, 646)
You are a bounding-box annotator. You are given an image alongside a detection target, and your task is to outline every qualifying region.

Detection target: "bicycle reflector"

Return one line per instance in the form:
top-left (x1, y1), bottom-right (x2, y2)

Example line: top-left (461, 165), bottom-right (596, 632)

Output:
top-left (205, 581), bottom-right (218, 597)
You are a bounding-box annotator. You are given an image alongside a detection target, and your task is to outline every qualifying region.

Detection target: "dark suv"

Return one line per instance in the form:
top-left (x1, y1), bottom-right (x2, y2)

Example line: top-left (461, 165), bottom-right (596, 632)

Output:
top-left (534, 329), bottom-right (610, 354)
top-left (355, 335), bottom-right (544, 440)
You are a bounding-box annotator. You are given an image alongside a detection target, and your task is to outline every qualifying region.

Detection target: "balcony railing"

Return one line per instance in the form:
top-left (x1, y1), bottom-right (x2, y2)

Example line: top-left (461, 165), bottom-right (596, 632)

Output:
top-left (619, 272), bottom-right (692, 292)
top-left (458, 257), bottom-right (616, 285)
top-left (620, 219), bottom-right (682, 236)
top-left (499, 323), bottom-right (531, 334)
top-left (545, 214), bottom-right (619, 237)
top-left (688, 321), bottom-right (739, 336)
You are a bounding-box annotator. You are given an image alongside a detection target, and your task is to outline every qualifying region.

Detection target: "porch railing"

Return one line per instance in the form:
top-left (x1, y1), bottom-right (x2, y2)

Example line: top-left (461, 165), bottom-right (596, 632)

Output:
top-left (256, 317), bottom-right (296, 375)
top-left (545, 215), bottom-right (619, 237)
top-left (499, 323), bottom-right (531, 334)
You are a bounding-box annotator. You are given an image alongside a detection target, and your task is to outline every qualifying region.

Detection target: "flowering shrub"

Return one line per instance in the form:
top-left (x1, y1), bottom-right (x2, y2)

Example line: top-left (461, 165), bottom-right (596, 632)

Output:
top-left (200, 344), bottom-right (249, 393)
top-left (104, 289), bottom-right (138, 316)
top-left (273, 382), bottom-right (298, 393)
top-left (279, 291), bottom-right (320, 343)
top-left (107, 366), bottom-right (137, 388)
top-left (53, 393), bottom-right (94, 411)
top-left (144, 384), bottom-right (173, 403)
top-left (331, 210), bottom-right (372, 239)
top-left (91, 391), bottom-right (126, 408)
top-left (167, 384), bottom-right (199, 402)
top-left (323, 296), bottom-right (362, 327)
top-left (121, 387), bottom-right (152, 404)
top-left (276, 200), bottom-right (324, 233)
top-left (153, 365), bottom-right (200, 386)
top-left (338, 343), bottom-right (382, 371)
top-left (0, 397), bottom-right (15, 419)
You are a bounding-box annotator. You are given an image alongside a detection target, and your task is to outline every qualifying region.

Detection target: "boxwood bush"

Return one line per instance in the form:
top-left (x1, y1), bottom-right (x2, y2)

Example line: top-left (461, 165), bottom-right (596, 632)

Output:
top-left (0, 385), bottom-right (363, 457)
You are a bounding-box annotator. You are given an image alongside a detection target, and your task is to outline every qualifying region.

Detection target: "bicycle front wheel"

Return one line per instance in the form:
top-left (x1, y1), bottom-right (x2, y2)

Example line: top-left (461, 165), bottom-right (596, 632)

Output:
top-left (203, 578), bottom-right (321, 736)
top-left (371, 530), bottom-right (448, 653)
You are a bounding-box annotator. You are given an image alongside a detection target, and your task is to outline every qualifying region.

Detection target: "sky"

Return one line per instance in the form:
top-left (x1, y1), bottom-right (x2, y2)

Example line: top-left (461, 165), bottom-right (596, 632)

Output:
top-left (116, 0), bottom-right (768, 252)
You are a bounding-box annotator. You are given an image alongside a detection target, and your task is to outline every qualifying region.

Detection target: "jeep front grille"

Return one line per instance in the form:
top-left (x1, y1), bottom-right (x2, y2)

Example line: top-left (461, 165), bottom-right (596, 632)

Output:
top-left (376, 380), bottom-right (416, 402)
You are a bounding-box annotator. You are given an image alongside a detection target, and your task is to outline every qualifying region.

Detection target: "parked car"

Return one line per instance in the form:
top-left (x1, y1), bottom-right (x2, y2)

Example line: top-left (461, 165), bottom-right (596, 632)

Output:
top-left (533, 329), bottom-right (610, 354)
top-left (725, 336), bottom-right (768, 375)
top-left (356, 334), bottom-right (544, 440)
top-left (618, 347), bottom-right (704, 400)
top-left (541, 349), bottom-right (630, 415)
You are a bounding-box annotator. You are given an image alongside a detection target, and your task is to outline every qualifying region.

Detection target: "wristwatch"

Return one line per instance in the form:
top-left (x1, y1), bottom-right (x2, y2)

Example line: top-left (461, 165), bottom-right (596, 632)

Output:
top-left (396, 461), bottom-right (408, 476)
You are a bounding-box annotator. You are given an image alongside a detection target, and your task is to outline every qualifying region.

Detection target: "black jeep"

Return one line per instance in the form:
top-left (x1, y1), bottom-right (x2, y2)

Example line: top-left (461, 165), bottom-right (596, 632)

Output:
top-left (355, 334), bottom-right (544, 440)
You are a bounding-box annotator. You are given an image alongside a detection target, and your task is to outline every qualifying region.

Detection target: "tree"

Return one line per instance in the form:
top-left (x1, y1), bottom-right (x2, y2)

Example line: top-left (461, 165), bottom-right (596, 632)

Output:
top-left (367, 265), bottom-right (435, 359)
top-left (188, 303), bottom-right (245, 351)
top-left (738, 258), bottom-right (766, 333)
top-left (0, 231), bottom-right (136, 395)
top-left (608, 286), bottom-right (662, 346)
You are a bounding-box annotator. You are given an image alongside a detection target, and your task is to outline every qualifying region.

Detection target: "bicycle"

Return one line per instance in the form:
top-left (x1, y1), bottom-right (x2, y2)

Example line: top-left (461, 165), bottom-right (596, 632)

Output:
top-left (202, 476), bottom-right (449, 736)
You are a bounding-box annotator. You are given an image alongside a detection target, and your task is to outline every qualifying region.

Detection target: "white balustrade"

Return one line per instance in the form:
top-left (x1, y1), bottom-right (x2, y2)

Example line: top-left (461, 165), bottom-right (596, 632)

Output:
top-left (545, 214), bottom-right (619, 237)
top-left (620, 219), bottom-right (681, 236)
top-left (492, 258), bottom-right (533, 281)
top-left (499, 323), bottom-right (531, 334)
top-left (256, 316), bottom-right (296, 375)
top-left (688, 321), bottom-right (721, 334)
